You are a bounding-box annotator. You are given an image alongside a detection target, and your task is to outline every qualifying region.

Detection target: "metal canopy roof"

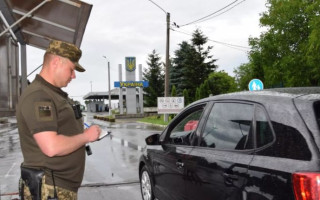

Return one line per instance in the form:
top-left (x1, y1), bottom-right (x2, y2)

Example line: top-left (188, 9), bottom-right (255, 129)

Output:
top-left (0, 0), bottom-right (92, 48)
top-left (83, 88), bottom-right (141, 100)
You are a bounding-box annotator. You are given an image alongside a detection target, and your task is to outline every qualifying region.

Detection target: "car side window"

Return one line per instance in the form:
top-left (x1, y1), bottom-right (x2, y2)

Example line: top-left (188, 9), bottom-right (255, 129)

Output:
top-left (169, 106), bottom-right (205, 146)
top-left (200, 102), bottom-right (254, 150)
top-left (255, 106), bottom-right (274, 147)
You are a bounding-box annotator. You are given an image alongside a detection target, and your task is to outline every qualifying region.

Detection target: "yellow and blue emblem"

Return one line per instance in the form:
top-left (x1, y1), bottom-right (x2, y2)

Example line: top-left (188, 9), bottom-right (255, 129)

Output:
top-left (125, 57), bottom-right (136, 72)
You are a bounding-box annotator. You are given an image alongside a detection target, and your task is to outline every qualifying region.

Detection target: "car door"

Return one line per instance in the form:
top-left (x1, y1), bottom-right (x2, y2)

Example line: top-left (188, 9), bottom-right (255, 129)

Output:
top-left (244, 104), bottom-right (309, 199)
top-left (152, 103), bottom-right (207, 200)
top-left (184, 102), bottom-right (255, 200)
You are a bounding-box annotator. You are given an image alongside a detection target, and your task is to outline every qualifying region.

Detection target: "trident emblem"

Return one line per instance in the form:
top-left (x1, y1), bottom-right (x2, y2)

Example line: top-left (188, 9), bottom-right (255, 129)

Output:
top-left (126, 57), bottom-right (136, 72)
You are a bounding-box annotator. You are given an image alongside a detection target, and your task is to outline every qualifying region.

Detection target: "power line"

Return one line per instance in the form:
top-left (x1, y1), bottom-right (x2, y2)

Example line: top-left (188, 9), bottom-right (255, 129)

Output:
top-left (179, 0), bottom-right (240, 27)
top-left (146, 0), bottom-right (249, 52)
top-left (196, 0), bottom-right (246, 24)
top-left (171, 28), bottom-right (250, 52)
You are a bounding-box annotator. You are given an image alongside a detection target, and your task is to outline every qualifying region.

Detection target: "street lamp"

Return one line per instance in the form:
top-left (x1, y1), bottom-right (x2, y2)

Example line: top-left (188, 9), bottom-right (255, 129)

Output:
top-left (103, 56), bottom-right (112, 117)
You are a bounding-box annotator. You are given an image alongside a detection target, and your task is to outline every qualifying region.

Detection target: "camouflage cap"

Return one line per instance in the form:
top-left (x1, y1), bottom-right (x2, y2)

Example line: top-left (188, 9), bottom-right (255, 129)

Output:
top-left (46, 40), bottom-right (85, 72)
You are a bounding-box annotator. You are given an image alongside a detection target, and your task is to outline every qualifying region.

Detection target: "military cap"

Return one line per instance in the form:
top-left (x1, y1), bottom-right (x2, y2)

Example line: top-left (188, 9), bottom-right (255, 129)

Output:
top-left (46, 40), bottom-right (85, 72)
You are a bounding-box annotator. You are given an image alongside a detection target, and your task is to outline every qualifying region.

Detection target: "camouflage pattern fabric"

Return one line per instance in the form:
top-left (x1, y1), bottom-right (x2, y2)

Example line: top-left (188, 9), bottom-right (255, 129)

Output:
top-left (20, 178), bottom-right (32, 200)
top-left (46, 39), bottom-right (85, 72)
top-left (21, 176), bottom-right (77, 200)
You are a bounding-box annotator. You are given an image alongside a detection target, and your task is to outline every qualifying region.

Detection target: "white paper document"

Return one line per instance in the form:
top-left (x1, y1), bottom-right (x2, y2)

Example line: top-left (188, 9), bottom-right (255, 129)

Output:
top-left (99, 131), bottom-right (111, 140)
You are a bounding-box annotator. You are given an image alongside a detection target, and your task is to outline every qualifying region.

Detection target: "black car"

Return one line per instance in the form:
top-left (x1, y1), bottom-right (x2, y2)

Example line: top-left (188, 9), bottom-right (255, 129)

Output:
top-left (139, 87), bottom-right (320, 200)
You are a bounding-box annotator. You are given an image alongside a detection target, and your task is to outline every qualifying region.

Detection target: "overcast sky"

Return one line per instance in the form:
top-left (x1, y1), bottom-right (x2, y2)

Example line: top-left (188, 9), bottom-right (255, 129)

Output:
top-left (26, 0), bottom-right (268, 105)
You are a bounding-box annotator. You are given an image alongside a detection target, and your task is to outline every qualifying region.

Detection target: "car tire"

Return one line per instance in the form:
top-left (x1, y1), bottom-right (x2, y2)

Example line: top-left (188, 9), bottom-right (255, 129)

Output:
top-left (140, 165), bottom-right (155, 200)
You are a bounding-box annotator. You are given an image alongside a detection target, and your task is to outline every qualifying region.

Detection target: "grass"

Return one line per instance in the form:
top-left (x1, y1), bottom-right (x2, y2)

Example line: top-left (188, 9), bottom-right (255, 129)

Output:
top-left (138, 115), bottom-right (171, 126)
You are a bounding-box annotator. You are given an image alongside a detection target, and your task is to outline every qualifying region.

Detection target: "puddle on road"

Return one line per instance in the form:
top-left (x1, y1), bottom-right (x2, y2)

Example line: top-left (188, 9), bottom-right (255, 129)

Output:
top-left (0, 121), bottom-right (154, 157)
top-left (101, 122), bottom-right (165, 131)
top-left (0, 124), bottom-right (19, 158)
top-left (110, 135), bottom-right (145, 152)
top-left (84, 115), bottom-right (165, 131)
top-left (118, 123), bottom-right (164, 131)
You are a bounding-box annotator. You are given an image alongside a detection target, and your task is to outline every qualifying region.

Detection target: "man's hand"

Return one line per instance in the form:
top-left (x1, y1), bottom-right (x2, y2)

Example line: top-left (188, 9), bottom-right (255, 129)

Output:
top-left (84, 125), bottom-right (101, 142)
top-left (34, 125), bottom-right (102, 157)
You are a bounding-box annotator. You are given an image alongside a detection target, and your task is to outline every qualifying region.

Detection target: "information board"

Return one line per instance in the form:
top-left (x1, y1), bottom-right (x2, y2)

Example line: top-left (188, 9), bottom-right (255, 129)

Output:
top-left (157, 97), bottom-right (184, 114)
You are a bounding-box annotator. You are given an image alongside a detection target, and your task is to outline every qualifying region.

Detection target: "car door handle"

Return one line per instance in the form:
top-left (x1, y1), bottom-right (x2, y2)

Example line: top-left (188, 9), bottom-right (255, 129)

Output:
top-left (223, 173), bottom-right (238, 180)
top-left (176, 161), bottom-right (184, 169)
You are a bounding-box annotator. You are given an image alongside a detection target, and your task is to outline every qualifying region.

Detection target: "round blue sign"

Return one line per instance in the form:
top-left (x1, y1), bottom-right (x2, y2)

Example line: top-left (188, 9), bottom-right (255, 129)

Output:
top-left (248, 79), bottom-right (264, 91)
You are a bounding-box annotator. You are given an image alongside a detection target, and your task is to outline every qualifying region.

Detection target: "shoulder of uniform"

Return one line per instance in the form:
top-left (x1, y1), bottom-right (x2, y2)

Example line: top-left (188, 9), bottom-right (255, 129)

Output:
top-left (19, 87), bottom-right (53, 107)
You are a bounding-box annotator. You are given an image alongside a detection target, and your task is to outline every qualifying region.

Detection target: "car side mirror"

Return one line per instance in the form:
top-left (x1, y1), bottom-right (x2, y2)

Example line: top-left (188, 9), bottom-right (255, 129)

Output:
top-left (145, 134), bottom-right (161, 145)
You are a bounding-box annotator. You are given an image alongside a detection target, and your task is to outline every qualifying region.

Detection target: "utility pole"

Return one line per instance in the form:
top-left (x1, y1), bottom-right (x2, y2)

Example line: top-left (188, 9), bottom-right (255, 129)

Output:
top-left (103, 56), bottom-right (112, 117)
top-left (165, 12), bottom-right (170, 97)
top-left (164, 12), bottom-right (170, 122)
top-left (147, 0), bottom-right (170, 122)
top-left (108, 61), bottom-right (112, 117)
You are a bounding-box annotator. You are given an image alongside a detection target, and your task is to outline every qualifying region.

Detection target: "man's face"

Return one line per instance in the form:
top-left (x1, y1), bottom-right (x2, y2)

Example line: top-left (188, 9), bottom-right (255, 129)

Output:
top-left (55, 57), bottom-right (76, 88)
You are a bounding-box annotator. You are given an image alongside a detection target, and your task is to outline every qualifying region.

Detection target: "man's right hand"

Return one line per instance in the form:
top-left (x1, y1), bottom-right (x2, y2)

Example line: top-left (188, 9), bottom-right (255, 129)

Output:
top-left (84, 125), bottom-right (101, 142)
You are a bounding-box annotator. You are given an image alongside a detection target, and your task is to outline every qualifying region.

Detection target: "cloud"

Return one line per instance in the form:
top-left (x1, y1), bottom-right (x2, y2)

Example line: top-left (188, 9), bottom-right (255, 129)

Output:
top-left (26, 0), bottom-right (268, 104)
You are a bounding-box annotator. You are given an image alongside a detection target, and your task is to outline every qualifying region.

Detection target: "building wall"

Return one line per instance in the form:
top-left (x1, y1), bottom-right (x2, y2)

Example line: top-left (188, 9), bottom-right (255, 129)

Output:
top-left (87, 101), bottom-right (107, 112)
top-left (0, 35), bottom-right (19, 117)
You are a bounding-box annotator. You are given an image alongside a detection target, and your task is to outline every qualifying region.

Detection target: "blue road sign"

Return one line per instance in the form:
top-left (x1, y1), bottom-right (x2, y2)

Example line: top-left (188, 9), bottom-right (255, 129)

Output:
top-left (248, 79), bottom-right (264, 91)
top-left (114, 81), bottom-right (149, 88)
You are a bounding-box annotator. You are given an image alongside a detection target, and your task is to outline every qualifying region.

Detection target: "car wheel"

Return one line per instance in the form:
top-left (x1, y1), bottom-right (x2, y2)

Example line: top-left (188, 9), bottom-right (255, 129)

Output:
top-left (140, 166), bottom-right (154, 200)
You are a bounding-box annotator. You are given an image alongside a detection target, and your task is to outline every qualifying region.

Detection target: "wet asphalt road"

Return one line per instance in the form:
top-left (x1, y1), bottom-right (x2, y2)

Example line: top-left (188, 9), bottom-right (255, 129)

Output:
top-left (0, 112), bottom-right (164, 200)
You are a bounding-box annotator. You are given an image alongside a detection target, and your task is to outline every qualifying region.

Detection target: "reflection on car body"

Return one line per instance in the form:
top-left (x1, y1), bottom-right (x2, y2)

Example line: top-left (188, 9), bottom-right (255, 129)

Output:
top-left (139, 87), bottom-right (320, 200)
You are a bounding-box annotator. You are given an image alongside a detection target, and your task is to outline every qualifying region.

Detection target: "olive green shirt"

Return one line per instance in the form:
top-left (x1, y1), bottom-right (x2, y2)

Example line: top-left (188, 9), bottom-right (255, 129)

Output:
top-left (16, 75), bottom-right (85, 192)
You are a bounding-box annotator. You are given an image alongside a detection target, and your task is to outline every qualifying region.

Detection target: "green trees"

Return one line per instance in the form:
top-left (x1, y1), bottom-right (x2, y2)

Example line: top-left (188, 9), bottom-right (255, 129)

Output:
top-left (207, 71), bottom-right (238, 95)
top-left (143, 29), bottom-right (237, 107)
top-left (171, 85), bottom-right (177, 97)
top-left (170, 29), bottom-right (218, 100)
top-left (143, 0), bottom-right (320, 108)
top-left (183, 89), bottom-right (189, 105)
top-left (195, 71), bottom-right (238, 99)
top-left (235, 0), bottom-right (320, 88)
top-left (143, 50), bottom-right (164, 107)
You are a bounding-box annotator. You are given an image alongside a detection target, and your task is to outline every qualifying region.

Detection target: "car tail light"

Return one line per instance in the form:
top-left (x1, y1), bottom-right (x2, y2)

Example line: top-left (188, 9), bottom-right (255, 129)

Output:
top-left (293, 172), bottom-right (320, 200)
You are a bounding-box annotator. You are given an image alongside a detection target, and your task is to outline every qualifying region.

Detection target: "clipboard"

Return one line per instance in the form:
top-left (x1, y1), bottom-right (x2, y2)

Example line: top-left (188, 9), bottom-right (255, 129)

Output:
top-left (84, 123), bottom-right (111, 141)
top-left (98, 131), bottom-right (111, 141)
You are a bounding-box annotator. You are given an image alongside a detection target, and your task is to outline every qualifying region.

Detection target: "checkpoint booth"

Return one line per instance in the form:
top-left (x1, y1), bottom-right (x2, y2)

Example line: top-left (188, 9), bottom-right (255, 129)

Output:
top-left (83, 88), bottom-right (142, 113)
top-left (0, 0), bottom-right (92, 117)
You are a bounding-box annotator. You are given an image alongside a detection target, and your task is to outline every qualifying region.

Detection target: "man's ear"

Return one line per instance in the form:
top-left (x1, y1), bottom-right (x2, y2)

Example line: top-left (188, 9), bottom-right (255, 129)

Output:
top-left (51, 55), bottom-right (60, 69)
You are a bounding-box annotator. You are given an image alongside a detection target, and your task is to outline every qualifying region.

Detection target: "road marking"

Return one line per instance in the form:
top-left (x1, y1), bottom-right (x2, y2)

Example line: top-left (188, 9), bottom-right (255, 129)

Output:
top-left (5, 162), bottom-right (16, 178)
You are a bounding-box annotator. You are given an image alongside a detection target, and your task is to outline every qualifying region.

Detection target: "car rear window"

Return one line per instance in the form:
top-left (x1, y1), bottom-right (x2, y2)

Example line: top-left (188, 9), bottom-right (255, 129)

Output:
top-left (313, 101), bottom-right (320, 129)
top-left (255, 106), bottom-right (274, 148)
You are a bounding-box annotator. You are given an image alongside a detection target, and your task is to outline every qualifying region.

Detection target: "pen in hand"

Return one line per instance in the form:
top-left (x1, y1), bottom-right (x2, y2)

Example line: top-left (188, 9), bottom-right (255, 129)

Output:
top-left (84, 123), bottom-right (92, 155)
top-left (84, 123), bottom-right (110, 141)
top-left (84, 123), bottom-right (90, 129)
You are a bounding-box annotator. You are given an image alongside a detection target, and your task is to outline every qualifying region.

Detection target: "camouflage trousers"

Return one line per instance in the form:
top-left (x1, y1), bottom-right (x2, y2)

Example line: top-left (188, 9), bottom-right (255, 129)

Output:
top-left (20, 176), bottom-right (77, 200)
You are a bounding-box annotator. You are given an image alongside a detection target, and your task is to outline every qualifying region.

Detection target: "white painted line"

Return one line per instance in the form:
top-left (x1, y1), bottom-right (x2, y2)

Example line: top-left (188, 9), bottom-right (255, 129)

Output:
top-left (5, 162), bottom-right (16, 178)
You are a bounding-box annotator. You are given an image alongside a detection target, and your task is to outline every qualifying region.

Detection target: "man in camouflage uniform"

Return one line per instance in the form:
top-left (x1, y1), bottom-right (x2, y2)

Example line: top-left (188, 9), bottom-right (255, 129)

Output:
top-left (16, 40), bottom-right (101, 200)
